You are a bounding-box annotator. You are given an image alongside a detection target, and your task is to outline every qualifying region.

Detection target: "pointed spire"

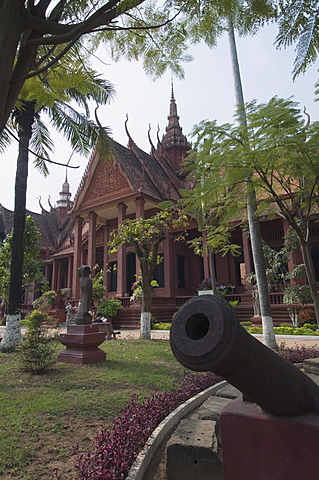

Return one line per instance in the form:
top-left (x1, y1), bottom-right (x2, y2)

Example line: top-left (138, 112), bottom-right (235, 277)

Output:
top-left (169, 81), bottom-right (178, 119)
top-left (55, 175), bottom-right (74, 222)
top-left (159, 84), bottom-right (190, 171)
top-left (161, 83), bottom-right (188, 150)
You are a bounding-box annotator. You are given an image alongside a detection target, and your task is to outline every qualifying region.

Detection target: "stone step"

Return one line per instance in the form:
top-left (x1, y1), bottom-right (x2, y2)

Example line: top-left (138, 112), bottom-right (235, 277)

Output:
top-left (166, 419), bottom-right (223, 480)
top-left (192, 396), bottom-right (234, 421)
top-left (215, 384), bottom-right (242, 399)
top-left (303, 357), bottom-right (319, 375)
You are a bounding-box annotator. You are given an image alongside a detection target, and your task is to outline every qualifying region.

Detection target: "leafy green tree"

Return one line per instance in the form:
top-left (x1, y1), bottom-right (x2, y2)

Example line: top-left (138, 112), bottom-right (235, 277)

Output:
top-left (0, 0), bottom-right (188, 135)
top-left (1, 48), bottom-right (114, 352)
top-left (186, 96), bottom-right (319, 326)
top-left (0, 216), bottom-right (45, 306)
top-left (0, 216), bottom-right (46, 351)
top-left (179, 160), bottom-right (242, 294)
top-left (109, 209), bottom-right (187, 339)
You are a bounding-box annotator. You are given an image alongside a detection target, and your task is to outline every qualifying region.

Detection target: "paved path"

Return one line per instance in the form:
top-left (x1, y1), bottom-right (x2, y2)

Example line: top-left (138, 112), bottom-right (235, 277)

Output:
top-left (2, 325), bottom-right (319, 348)
top-left (107, 329), bottom-right (319, 348)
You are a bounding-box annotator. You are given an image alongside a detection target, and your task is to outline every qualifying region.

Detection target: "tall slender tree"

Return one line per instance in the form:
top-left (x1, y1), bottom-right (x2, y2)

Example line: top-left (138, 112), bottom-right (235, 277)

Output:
top-left (173, 0), bottom-right (277, 347)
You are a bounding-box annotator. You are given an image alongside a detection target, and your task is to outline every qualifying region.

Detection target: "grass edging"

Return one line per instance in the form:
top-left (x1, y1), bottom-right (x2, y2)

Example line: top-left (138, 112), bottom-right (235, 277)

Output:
top-left (126, 380), bottom-right (227, 480)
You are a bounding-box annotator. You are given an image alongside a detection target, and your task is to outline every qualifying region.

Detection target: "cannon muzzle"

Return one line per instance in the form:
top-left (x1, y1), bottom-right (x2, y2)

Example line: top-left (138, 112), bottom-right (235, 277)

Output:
top-left (170, 295), bottom-right (319, 416)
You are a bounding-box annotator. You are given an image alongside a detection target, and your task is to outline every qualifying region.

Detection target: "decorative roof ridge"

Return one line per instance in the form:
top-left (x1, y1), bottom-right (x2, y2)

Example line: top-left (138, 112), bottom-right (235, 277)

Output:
top-left (71, 148), bottom-right (96, 210)
top-left (127, 139), bottom-right (165, 199)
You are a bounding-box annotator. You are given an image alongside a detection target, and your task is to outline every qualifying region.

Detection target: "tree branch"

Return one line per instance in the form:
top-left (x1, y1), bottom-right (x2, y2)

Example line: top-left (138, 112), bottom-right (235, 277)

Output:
top-left (25, 0), bottom-right (145, 46)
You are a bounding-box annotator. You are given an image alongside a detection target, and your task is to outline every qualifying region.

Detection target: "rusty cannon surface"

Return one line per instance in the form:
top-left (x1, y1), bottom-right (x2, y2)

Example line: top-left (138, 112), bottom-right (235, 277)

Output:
top-left (170, 294), bottom-right (319, 416)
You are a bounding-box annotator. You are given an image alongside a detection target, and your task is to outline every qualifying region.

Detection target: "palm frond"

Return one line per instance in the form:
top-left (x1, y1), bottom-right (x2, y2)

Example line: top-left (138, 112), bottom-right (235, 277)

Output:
top-left (50, 103), bottom-right (112, 156)
top-left (276, 0), bottom-right (319, 78)
top-left (30, 116), bottom-right (53, 176)
top-left (0, 126), bottom-right (13, 153)
top-left (293, 11), bottom-right (319, 77)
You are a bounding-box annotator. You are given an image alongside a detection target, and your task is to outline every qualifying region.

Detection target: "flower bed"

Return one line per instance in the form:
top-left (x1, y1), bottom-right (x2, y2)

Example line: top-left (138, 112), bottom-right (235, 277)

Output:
top-left (74, 343), bottom-right (319, 480)
top-left (74, 373), bottom-right (221, 480)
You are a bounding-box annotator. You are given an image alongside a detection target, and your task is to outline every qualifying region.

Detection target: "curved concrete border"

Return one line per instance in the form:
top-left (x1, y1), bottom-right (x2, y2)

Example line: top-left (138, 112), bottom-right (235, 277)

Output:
top-left (126, 380), bottom-right (227, 480)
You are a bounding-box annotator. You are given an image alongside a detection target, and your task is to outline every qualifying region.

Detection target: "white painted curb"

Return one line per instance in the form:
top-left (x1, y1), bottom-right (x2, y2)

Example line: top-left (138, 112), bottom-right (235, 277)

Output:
top-left (126, 380), bottom-right (227, 480)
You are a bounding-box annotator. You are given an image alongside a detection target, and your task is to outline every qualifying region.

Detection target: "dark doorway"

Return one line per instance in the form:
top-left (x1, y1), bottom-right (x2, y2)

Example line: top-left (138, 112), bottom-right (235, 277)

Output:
top-left (177, 254), bottom-right (185, 288)
top-left (126, 252), bottom-right (136, 294)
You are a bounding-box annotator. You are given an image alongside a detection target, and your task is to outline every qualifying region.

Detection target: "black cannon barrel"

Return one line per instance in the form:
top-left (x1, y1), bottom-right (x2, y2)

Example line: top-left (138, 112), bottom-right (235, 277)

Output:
top-left (170, 295), bottom-right (319, 416)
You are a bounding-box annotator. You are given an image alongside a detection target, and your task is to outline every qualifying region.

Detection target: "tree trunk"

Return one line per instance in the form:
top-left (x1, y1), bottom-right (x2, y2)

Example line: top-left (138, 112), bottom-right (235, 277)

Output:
top-left (208, 248), bottom-right (218, 294)
top-left (226, 16), bottom-right (277, 349)
top-left (0, 101), bottom-right (35, 352)
top-left (140, 272), bottom-right (152, 339)
top-left (0, 0), bottom-right (23, 134)
top-left (246, 187), bottom-right (277, 348)
top-left (299, 237), bottom-right (319, 326)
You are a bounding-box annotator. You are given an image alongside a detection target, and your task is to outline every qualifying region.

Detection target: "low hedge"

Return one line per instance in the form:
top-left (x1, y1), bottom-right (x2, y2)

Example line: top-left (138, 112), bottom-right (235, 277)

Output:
top-left (152, 322), bottom-right (319, 336)
top-left (241, 324), bottom-right (319, 336)
top-left (152, 322), bottom-right (171, 330)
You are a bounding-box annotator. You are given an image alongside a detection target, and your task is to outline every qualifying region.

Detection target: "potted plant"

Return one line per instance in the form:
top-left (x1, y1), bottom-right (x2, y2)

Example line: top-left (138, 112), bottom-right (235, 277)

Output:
top-left (198, 278), bottom-right (214, 295)
top-left (98, 298), bottom-right (124, 319)
top-left (61, 288), bottom-right (71, 299)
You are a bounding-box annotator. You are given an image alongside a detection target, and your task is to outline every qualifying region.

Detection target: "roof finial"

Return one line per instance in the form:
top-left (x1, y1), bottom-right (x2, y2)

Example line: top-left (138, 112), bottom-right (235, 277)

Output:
top-left (171, 78), bottom-right (175, 101)
top-left (148, 123), bottom-right (156, 155)
top-left (303, 106), bottom-right (311, 128)
top-left (125, 113), bottom-right (136, 149)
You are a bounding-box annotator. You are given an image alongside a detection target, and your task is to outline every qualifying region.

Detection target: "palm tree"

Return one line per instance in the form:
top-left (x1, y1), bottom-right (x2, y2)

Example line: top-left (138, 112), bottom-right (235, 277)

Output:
top-left (226, 15), bottom-right (276, 348)
top-left (175, 0), bottom-right (277, 348)
top-left (0, 50), bottom-right (114, 352)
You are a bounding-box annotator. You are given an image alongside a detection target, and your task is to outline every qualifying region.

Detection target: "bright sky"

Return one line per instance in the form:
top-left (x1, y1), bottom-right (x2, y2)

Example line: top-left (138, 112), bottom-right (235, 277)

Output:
top-left (1, 24), bottom-right (318, 213)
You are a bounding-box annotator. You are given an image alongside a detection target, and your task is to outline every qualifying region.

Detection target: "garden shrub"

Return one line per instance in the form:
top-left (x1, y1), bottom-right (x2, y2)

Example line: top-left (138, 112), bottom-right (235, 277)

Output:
top-left (302, 323), bottom-right (318, 331)
top-left (274, 326), bottom-right (296, 335)
top-left (297, 308), bottom-right (317, 327)
top-left (32, 290), bottom-right (57, 312)
top-left (18, 310), bottom-right (58, 373)
top-left (98, 298), bottom-right (124, 318)
top-left (152, 322), bottom-right (171, 330)
top-left (247, 326), bottom-right (263, 334)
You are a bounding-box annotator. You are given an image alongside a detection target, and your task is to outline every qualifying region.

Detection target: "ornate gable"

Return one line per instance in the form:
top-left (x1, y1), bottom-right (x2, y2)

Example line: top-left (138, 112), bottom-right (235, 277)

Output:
top-left (83, 158), bottom-right (130, 203)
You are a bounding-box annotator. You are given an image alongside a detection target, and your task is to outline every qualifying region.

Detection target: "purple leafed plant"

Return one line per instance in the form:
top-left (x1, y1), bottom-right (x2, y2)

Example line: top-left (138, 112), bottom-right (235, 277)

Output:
top-left (73, 343), bottom-right (319, 480)
top-left (74, 373), bottom-right (221, 480)
top-left (277, 341), bottom-right (319, 364)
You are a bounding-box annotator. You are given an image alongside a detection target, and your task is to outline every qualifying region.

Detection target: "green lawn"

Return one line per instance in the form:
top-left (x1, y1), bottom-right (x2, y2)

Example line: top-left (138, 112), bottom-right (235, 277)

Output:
top-left (0, 338), bottom-right (188, 480)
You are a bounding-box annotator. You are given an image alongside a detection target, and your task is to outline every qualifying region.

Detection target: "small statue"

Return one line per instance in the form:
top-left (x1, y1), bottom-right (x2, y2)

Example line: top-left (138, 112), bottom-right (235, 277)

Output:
top-left (74, 265), bottom-right (93, 325)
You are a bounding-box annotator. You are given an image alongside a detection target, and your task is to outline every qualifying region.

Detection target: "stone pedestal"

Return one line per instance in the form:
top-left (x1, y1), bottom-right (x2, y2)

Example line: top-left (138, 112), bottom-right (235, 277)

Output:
top-left (58, 324), bottom-right (106, 365)
top-left (220, 396), bottom-right (319, 480)
top-left (250, 315), bottom-right (262, 326)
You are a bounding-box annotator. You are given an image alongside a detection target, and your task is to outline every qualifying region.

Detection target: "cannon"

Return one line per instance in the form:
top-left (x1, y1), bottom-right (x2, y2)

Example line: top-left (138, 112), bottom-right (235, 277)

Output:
top-left (170, 294), bottom-right (319, 416)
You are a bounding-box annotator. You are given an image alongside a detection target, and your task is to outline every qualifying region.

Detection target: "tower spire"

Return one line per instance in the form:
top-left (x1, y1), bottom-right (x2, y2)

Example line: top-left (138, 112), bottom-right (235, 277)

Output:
top-left (160, 85), bottom-right (190, 171)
